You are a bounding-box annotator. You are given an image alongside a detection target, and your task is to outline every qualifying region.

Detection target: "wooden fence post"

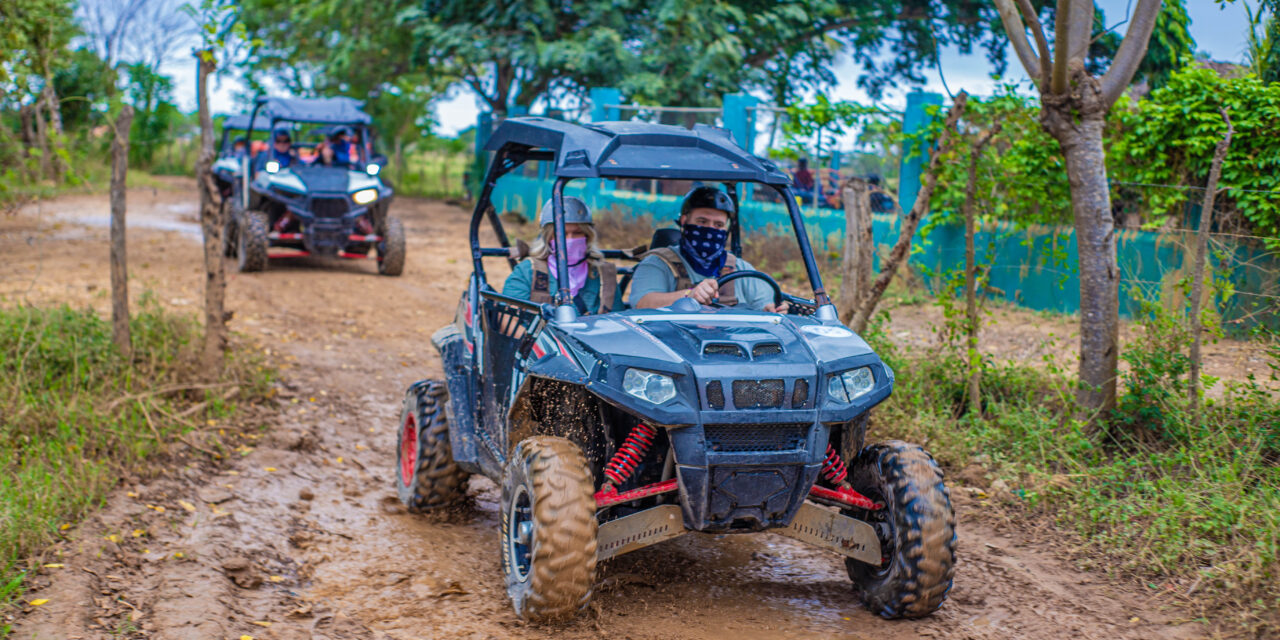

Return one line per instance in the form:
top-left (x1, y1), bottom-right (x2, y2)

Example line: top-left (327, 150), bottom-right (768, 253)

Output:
top-left (110, 105), bottom-right (135, 357)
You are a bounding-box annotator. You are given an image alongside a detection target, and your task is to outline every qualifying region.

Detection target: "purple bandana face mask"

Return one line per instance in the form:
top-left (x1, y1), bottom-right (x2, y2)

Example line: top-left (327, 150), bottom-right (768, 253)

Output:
top-left (679, 223), bottom-right (728, 277)
top-left (549, 236), bottom-right (590, 297)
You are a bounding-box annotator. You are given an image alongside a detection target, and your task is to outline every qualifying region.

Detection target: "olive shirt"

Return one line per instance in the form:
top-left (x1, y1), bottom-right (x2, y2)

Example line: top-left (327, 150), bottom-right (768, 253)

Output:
top-left (502, 259), bottom-right (625, 312)
top-left (627, 251), bottom-right (774, 310)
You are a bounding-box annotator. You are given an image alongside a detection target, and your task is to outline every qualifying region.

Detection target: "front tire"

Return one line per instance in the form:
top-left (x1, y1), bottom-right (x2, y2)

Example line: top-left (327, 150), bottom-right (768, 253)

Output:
top-left (396, 380), bottom-right (470, 511)
top-left (237, 210), bottom-right (269, 272)
top-left (501, 437), bottom-right (598, 622)
top-left (377, 216), bottom-right (405, 276)
top-left (845, 441), bottom-right (956, 619)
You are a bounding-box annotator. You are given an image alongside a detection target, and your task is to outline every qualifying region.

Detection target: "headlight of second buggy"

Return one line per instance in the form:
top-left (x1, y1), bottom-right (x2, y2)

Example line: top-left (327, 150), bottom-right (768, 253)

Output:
top-left (352, 188), bottom-right (379, 205)
top-left (623, 368), bottom-right (677, 405)
top-left (827, 367), bottom-right (875, 404)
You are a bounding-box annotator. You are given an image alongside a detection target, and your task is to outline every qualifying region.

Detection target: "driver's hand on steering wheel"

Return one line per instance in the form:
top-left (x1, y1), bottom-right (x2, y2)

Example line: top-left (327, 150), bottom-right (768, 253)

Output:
top-left (763, 300), bottom-right (791, 314)
top-left (684, 278), bottom-right (720, 305)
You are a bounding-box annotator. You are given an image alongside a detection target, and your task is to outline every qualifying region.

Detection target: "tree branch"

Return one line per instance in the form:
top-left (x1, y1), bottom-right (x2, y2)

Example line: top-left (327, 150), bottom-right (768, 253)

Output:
top-left (993, 0), bottom-right (1042, 89)
top-left (1016, 0), bottom-right (1053, 88)
top-left (1067, 0), bottom-right (1095, 63)
top-left (851, 92), bottom-right (968, 333)
top-left (742, 14), bottom-right (881, 68)
top-left (1051, 0), bottom-right (1073, 94)
top-left (1099, 0), bottom-right (1164, 107)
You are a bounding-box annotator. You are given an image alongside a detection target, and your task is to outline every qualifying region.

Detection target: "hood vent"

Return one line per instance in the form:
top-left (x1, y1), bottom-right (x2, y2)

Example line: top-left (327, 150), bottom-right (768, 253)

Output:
top-left (752, 342), bottom-right (782, 357)
top-left (704, 343), bottom-right (745, 358)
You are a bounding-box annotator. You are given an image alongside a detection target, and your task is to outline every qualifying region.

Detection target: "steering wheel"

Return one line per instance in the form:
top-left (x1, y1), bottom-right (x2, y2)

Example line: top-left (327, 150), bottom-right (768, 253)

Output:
top-left (714, 270), bottom-right (783, 308)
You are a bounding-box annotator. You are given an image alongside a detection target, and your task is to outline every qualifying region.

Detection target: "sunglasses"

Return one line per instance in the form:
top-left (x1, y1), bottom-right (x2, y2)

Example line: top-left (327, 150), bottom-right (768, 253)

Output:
top-left (274, 138), bottom-right (290, 143)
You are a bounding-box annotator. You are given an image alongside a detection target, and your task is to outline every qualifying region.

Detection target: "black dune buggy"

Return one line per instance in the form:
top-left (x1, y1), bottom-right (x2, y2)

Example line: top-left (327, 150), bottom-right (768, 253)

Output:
top-left (217, 96), bottom-right (404, 276)
top-left (394, 117), bottom-right (956, 621)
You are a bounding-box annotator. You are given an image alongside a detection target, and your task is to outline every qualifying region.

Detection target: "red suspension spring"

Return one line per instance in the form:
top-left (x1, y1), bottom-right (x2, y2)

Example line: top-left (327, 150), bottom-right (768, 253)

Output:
top-left (603, 423), bottom-right (658, 486)
top-left (821, 443), bottom-right (848, 486)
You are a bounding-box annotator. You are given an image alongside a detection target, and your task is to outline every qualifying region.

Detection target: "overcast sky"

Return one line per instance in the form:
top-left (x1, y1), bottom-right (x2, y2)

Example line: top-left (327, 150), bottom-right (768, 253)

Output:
top-left (166, 1), bottom-right (1256, 139)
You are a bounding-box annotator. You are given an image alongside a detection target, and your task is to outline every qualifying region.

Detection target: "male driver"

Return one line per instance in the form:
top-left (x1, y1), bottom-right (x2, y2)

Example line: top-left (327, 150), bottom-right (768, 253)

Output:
top-left (255, 128), bottom-right (296, 173)
top-left (630, 186), bottom-right (788, 312)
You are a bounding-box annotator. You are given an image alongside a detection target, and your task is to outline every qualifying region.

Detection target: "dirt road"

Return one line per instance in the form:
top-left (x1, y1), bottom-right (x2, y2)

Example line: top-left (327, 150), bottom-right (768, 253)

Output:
top-left (5, 181), bottom-right (1207, 639)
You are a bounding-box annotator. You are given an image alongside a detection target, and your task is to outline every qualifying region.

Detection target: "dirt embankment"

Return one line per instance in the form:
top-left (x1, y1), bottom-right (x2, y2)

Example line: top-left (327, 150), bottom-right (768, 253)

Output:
top-left (4, 182), bottom-right (1208, 639)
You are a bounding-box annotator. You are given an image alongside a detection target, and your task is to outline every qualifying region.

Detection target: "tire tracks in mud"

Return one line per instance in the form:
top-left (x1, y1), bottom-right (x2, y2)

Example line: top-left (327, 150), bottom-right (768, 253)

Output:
top-left (6, 187), bottom-right (1206, 639)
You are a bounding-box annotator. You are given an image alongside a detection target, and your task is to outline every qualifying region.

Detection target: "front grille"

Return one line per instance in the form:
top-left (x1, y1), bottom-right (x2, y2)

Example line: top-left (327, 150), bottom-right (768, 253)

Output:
top-left (704, 424), bottom-right (808, 452)
top-left (312, 197), bottom-right (350, 218)
top-left (752, 342), bottom-right (783, 357)
top-left (732, 379), bottom-right (785, 409)
top-left (791, 379), bottom-right (810, 408)
top-left (705, 381), bottom-right (725, 410)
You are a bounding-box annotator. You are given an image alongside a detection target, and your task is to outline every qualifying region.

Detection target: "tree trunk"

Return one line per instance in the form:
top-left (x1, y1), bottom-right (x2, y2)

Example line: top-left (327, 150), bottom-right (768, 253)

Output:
top-left (962, 125), bottom-right (1000, 416)
top-left (838, 178), bottom-right (873, 325)
top-left (1047, 109), bottom-right (1119, 419)
top-left (851, 92), bottom-right (968, 334)
top-left (40, 83), bottom-right (66, 183)
top-left (195, 51), bottom-right (228, 371)
top-left (1188, 110), bottom-right (1233, 419)
top-left (110, 106), bottom-right (135, 357)
top-left (31, 96), bottom-right (53, 182)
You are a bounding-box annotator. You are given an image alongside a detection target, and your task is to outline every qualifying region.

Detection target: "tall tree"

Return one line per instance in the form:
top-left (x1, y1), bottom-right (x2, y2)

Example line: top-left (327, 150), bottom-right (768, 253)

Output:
top-left (993, 0), bottom-right (1164, 420)
top-left (1, 0), bottom-right (78, 182)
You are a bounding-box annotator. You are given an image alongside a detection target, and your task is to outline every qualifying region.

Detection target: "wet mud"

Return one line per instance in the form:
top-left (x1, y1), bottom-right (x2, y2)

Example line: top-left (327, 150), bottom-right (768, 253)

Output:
top-left (5, 181), bottom-right (1207, 639)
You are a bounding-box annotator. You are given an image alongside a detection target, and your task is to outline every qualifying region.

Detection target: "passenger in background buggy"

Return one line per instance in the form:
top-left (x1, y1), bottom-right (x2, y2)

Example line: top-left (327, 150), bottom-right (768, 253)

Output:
top-left (502, 197), bottom-right (624, 315)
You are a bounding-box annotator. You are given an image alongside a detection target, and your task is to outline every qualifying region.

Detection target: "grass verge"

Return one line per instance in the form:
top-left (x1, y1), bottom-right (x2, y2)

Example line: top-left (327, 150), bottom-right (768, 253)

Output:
top-left (0, 298), bottom-right (272, 625)
top-left (863, 308), bottom-right (1280, 635)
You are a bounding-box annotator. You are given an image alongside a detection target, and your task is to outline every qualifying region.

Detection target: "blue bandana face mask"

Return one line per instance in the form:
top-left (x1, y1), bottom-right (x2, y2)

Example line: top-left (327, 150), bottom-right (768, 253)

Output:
top-left (679, 224), bottom-right (729, 277)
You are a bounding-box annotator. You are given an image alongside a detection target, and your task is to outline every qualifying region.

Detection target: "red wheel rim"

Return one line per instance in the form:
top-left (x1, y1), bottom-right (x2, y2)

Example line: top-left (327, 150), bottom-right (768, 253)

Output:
top-left (400, 414), bottom-right (417, 486)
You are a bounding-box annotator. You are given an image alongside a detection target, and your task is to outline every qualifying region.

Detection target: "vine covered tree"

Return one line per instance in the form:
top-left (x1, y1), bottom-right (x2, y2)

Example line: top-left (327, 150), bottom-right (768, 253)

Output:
top-left (992, 0), bottom-right (1164, 419)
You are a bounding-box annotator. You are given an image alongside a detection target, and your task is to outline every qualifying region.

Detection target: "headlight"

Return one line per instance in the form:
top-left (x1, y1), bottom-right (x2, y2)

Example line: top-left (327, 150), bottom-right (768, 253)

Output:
top-left (623, 368), bottom-right (677, 405)
top-left (827, 367), bottom-right (874, 404)
top-left (366, 163), bottom-right (380, 176)
top-left (352, 188), bottom-right (378, 205)
top-left (265, 160), bottom-right (280, 173)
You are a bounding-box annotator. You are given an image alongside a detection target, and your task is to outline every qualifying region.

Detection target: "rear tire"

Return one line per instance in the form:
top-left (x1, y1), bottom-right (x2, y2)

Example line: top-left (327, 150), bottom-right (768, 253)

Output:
top-left (221, 199), bottom-right (239, 258)
top-left (396, 380), bottom-right (470, 511)
top-left (845, 440), bottom-right (956, 619)
top-left (237, 210), bottom-right (269, 272)
top-left (377, 216), bottom-right (405, 276)
top-left (501, 436), bottom-right (597, 622)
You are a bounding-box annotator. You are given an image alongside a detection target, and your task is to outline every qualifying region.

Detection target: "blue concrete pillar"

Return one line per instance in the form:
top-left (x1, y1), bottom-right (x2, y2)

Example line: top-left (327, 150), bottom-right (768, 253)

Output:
top-left (723, 93), bottom-right (760, 203)
top-left (589, 88), bottom-right (623, 122)
top-left (898, 91), bottom-right (944, 214)
top-left (471, 110), bottom-right (495, 197)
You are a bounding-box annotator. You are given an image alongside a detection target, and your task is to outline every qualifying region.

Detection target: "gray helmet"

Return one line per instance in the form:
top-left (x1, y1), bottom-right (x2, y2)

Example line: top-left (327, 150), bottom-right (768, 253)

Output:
top-left (538, 196), bottom-right (592, 226)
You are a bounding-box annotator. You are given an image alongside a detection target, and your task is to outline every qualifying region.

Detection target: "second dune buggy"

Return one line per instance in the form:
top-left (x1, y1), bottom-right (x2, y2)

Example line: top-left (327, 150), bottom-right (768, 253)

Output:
top-left (221, 96), bottom-right (405, 276)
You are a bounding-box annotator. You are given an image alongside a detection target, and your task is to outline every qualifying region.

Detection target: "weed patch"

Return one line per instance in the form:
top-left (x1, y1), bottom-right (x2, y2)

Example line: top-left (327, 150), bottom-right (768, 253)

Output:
top-left (0, 298), bottom-right (271, 611)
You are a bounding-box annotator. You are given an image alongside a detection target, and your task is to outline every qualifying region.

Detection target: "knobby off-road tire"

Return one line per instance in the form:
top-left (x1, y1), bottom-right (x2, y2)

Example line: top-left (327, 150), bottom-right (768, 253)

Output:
top-left (395, 380), bottom-right (470, 511)
top-left (845, 440), bottom-right (957, 619)
top-left (221, 198), bottom-right (239, 258)
top-left (501, 436), bottom-right (598, 622)
top-left (237, 210), bottom-right (269, 272)
top-left (377, 215), bottom-right (405, 276)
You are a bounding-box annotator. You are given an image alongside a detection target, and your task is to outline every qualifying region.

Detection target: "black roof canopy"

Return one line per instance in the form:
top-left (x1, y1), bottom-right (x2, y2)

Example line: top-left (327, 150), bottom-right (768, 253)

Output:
top-left (254, 96), bottom-right (372, 126)
top-left (222, 114), bottom-right (273, 131)
top-left (483, 117), bottom-right (791, 184)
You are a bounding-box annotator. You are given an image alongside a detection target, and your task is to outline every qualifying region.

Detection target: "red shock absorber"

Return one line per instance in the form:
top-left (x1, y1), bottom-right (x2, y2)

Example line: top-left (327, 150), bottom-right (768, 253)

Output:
top-left (602, 423), bottom-right (658, 487)
top-left (821, 443), bottom-right (848, 486)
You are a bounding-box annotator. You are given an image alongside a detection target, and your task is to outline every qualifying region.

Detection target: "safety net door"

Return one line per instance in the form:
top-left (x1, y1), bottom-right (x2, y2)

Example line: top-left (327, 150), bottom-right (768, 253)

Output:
top-left (478, 293), bottom-right (544, 460)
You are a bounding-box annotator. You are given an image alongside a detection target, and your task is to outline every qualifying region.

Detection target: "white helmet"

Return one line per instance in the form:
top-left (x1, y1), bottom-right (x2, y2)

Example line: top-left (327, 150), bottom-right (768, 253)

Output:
top-left (538, 196), bottom-right (592, 226)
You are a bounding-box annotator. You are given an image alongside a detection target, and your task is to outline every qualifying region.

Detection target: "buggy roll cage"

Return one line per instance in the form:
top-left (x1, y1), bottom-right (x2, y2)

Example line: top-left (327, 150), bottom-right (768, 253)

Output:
top-left (469, 117), bottom-right (837, 323)
top-left (240, 96), bottom-right (379, 210)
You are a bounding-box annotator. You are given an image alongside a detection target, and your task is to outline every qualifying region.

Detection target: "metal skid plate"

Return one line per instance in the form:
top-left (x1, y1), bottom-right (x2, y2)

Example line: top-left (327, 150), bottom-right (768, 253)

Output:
top-left (774, 502), bottom-right (882, 565)
top-left (597, 504), bottom-right (687, 561)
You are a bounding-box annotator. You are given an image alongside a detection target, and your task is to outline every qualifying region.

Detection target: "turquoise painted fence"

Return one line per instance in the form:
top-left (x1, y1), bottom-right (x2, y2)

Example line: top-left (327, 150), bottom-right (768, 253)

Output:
top-left (491, 173), bottom-right (1280, 331)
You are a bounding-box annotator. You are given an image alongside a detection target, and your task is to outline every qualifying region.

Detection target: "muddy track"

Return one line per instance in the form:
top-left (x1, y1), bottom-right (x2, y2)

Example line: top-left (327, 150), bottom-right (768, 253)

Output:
top-left (5, 181), bottom-right (1206, 639)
